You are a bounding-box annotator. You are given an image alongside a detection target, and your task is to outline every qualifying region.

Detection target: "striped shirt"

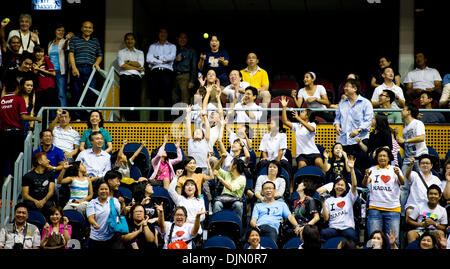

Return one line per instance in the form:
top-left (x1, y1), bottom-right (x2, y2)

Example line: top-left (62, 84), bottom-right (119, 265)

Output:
top-left (69, 36), bottom-right (102, 65)
top-left (70, 177), bottom-right (90, 200)
top-left (53, 126), bottom-right (81, 153)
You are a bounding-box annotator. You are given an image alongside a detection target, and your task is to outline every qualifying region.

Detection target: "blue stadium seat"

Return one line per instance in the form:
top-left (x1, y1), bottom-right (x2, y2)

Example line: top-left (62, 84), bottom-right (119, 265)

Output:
top-left (293, 165), bottom-right (325, 190)
top-left (203, 235), bottom-right (236, 249)
top-left (118, 185), bottom-right (133, 203)
top-left (63, 209), bottom-right (86, 241)
top-left (151, 187), bottom-right (174, 219)
top-left (123, 142), bottom-right (150, 167)
top-left (129, 165), bottom-right (142, 181)
top-left (165, 143), bottom-right (185, 159)
top-left (208, 210), bottom-right (242, 244)
top-left (321, 236), bottom-right (344, 249)
top-left (283, 237), bottom-right (303, 249)
top-left (27, 210), bottom-right (46, 231)
top-left (426, 146), bottom-right (439, 160)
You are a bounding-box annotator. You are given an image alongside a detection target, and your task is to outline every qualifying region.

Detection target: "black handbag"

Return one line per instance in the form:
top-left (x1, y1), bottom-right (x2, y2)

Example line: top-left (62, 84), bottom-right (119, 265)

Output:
top-left (213, 194), bottom-right (242, 205)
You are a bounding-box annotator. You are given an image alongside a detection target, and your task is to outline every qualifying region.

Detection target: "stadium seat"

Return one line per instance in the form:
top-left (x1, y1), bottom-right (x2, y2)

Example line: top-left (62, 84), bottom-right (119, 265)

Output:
top-left (118, 185), bottom-right (133, 203)
top-left (27, 210), bottom-right (46, 231)
top-left (203, 235), bottom-right (236, 249)
top-left (426, 146), bottom-right (440, 161)
top-left (270, 77), bottom-right (299, 98)
top-left (283, 237), bottom-right (303, 249)
top-left (129, 165), bottom-right (142, 181)
top-left (165, 143), bottom-right (185, 159)
top-left (293, 165), bottom-right (326, 191)
top-left (244, 236), bottom-right (278, 249)
top-left (123, 142), bottom-right (150, 168)
top-left (208, 210), bottom-right (242, 244)
top-left (321, 236), bottom-right (344, 249)
top-left (63, 209), bottom-right (86, 241)
top-left (151, 187), bottom-right (174, 219)
top-left (316, 77), bottom-right (336, 104)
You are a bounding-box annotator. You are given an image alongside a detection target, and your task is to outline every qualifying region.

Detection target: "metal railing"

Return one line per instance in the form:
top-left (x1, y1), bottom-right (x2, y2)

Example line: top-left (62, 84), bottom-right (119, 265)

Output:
top-left (1, 175), bottom-right (13, 227)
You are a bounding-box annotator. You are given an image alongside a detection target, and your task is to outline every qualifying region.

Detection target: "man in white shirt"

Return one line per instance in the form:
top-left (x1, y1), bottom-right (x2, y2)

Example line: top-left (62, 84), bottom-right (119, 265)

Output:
top-left (7, 14), bottom-right (40, 54)
top-left (146, 28), bottom-right (176, 121)
top-left (229, 86), bottom-right (263, 123)
top-left (395, 103), bottom-right (428, 215)
top-left (222, 69), bottom-right (250, 104)
top-left (49, 109), bottom-right (80, 162)
top-left (118, 32), bottom-right (144, 121)
top-left (404, 52), bottom-right (442, 100)
top-left (371, 67), bottom-right (405, 109)
top-left (76, 131), bottom-right (111, 177)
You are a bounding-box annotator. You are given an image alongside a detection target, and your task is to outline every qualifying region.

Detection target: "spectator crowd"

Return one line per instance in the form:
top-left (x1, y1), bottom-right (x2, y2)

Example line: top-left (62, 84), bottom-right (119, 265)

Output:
top-left (0, 14), bottom-right (449, 250)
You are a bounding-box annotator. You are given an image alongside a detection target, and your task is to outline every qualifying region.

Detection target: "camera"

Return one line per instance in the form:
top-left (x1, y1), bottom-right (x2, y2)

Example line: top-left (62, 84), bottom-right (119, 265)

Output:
top-left (12, 243), bottom-right (24, 249)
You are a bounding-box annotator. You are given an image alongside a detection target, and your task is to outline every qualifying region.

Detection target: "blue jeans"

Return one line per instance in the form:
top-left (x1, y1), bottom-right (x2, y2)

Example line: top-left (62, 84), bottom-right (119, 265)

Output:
top-left (320, 227), bottom-right (359, 242)
top-left (367, 209), bottom-right (400, 245)
top-left (55, 70), bottom-right (67, 107)
top-left (213, 200), bottom-right (243, 220)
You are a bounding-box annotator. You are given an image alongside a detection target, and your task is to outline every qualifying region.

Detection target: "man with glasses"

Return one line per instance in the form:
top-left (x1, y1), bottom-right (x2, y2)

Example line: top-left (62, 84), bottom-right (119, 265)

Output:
top-left (250, 181), bottom-right (301, 243)
top-left (395, 103), bottom-right (428, 216)
top-left (376, 89), bottom-right (402, 124)
top-left (371, 66), bottom-right (405, 109)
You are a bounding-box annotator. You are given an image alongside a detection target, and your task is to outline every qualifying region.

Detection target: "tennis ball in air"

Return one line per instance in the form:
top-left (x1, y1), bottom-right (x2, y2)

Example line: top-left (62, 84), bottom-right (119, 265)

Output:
top-left (203, 33), bottom-right (209, 39)
top-left (3, 18), bottom-right (10, 23)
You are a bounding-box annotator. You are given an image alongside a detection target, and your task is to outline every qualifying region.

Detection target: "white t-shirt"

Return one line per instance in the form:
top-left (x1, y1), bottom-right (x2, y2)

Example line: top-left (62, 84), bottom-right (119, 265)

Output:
top-left (191, 103), bottom-right (217, 125)
top-left (292, 122), bottom-right (319, 157)
top-left (259, 132), bottom-right (287, 161)
top-left (168, 178), bottom-right (206, 224)
top-left (405, 171), bottom-right (443, 209)
top-left (223, 81), bottom-right (250, 103)
top-left (208, 125), bottom-right (220, 153)
top-left (7, 29), bottom-right (40, 54)
top-left (157, 221), bottom-right (196, 249)
top-left (367, 165), bottom-right (404, 210)
top-left (324, 190), bottom-right (357, 230)
top-left (221, 151), bottom-right (247, 171)
top-left (403, 67), bottom-right (442, 90)
top-left (409, 201), bottom-right (448, 231)
top-left (297, 85), bottom-right (327, 109)
top-left (254, 175), bottom-right (286, 198)
top-left (234, 102), bottom-right (262, 123)
top-left (371, 83), bottom-right (405, 109)
top-left (187, 138), bottom-right (209, 169)
top-left (228, 130), bottom-right (251, 150)
top-left (402, 119), bottom-right (428, 158)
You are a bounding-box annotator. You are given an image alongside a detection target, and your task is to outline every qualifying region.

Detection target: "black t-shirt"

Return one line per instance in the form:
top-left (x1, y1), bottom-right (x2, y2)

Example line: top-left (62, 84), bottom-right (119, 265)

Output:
top-left (22, 170), bottom-right (55, 201)
top-left (126, 221), bottom-right (157, 250)
top-left (3, 68), bottom-right (37, 86)
top-left (326, 158), bottom-right (347, 183)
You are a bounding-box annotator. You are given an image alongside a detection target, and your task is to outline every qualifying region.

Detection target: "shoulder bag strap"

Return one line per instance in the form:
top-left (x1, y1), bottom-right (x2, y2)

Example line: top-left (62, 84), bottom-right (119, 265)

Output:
top-left (167, 222), bottom-right (175, 244)
top-left (416, 171), bottom-right (429, 190)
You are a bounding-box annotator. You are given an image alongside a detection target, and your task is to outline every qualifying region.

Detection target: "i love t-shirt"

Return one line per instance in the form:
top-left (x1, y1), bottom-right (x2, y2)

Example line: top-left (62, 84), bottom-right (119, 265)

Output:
top-left (324, 190), bottom-right (357, 230)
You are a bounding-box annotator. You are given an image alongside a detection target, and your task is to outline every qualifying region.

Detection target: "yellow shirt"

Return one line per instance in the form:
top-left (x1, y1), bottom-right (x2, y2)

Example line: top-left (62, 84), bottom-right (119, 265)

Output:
top-left (241, 67), bottom-right (269, 90)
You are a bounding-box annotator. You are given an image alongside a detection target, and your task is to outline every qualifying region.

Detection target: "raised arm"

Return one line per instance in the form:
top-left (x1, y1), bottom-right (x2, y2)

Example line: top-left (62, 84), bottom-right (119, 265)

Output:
top-left (347, 155), bottom-right (357, 195)
top-left (57, 162), bottom-right (74, 184)
top-left (280, 96), bottom-right (293, 129)
top-left (185, 105), bottom-right (192, 140)
top-left (130, 141), bottom-right (146, 163)
top-left (156, 202), bottom-right (166, 234)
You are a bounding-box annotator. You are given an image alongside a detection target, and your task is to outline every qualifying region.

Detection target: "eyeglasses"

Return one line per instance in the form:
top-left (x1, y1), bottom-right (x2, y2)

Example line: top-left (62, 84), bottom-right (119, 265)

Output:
top-left (420, 162), bottom-right (431, 165)
top-left (379, 94), bottom-right (388, 98)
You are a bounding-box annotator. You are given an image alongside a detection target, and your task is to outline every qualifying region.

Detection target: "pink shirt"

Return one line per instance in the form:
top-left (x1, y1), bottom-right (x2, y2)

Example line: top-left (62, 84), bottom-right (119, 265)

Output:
top-left (41, 223), bottom-right (72, 249)
top-left (156, 161), bottom-right (171, 180)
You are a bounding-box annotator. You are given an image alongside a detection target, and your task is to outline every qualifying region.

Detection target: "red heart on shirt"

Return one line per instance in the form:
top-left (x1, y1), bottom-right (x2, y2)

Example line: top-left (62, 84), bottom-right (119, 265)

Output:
top-left (337, 201), bottom-right (345, 208)
top-left (176, 231), bottom-right (185, 237)
top-left (381, 175), bottom-right (391, 183)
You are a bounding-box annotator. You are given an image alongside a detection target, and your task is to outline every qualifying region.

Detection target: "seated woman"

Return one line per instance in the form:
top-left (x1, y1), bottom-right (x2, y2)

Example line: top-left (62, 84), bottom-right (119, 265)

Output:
top-left (254, 160), bottom-right (286, 202)
top-left (366, 230), bottom-right (397, 249)
top-left (291, 71), bottom-right (332, 122)
top-left (323, 143), bottom-right (350, 184)
top-left (58, 161), bottom-right (93, 217)
top-left (281, 96), bottom-right (323, 191)
top-left (41, 206), bottom-right (72, 249)
top-left (212, 153), bottom-right (247, 220)
top-left (257, 118), bottom-right (291, 177)
top-left (79, 110), bottom-right (113, 153)
top-left (175, 156), bottom-right (214, 198)
top-left (169, 171), bottom-right (206, 225)
top-left (321, 155), bottom-right (359, 243)
top-left (149, 135), bottom-right (182, 190)
top-left (155, 204), bottom-right (206, 249)
top-left (245, 227), bottom-right (265, 249)
top-left (121, 204), bottom-right (157, 250)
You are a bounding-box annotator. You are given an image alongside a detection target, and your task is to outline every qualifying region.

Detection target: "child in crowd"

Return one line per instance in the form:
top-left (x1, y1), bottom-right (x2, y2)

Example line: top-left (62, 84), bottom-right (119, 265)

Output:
top-left (323, 143), bottom-right (351, 184)
top-left (114, 139), bottom-right (146, 185)
top-left (149, 134), bottom-right (182, 190)
top-left (32, 45), bottom-right (56, 117)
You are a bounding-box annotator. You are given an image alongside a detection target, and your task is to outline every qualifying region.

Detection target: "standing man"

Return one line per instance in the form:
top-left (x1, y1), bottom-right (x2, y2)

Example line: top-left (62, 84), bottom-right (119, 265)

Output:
top-left (240, 53), bottom-right (271, 107)
top-left (173, 32), bottom-right (197, 105)
top-left (117, 32), bottom-right (144, 121)
top-left (146, 28), bottom-right (176, 121)
top-left (0, 78), bottom-right (41, 183)
top-left (395, 103), bottom-right (428, 215)
top-left (371, 67), bottom-right (405, 109)
top-left (404, 52), bottom-right (442, 101)
top-left (0, 202), bottom-right (41, 249)
top-left (68, 21), bottom-right (103, 111)
top-left (376, 89), bottom-right (402, 124)
top-left (7, 14), bottom-right (40, 54)
top-left (334, 78), bottom-right (373, 172)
